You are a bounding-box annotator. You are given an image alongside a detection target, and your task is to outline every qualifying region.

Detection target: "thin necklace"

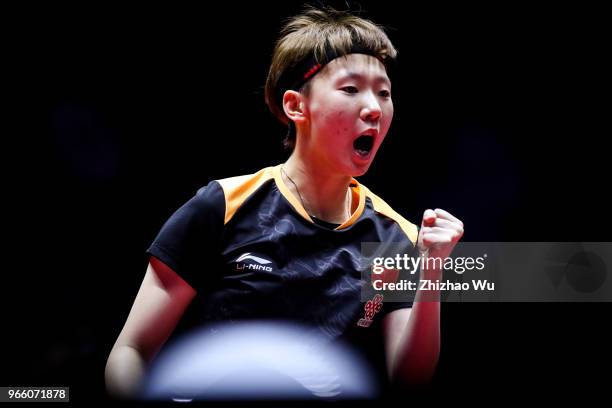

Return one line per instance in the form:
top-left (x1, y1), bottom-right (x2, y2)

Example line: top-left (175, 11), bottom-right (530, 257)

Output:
top-left (281, 165), bottom-right (351, 221)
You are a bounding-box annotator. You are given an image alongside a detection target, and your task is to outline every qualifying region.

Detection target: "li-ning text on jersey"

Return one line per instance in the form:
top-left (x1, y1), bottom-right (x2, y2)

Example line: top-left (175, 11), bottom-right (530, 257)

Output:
top-left (233, 252), bottom-right (274, 272)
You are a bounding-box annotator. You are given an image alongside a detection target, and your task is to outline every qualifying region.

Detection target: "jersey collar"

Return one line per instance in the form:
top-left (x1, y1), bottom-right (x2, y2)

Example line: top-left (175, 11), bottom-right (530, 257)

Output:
top-left (272, 164), bottom-right (366, 230)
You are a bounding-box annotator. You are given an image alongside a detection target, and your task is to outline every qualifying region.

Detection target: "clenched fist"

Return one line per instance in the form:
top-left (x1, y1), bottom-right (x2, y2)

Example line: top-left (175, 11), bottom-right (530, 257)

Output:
top-left (417, 208), bottom-right (464, 263)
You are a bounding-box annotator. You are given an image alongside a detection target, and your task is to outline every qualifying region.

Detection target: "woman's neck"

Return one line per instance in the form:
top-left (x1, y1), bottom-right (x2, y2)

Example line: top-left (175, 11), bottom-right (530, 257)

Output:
top-left (282, 153), bottom-right (353, 225)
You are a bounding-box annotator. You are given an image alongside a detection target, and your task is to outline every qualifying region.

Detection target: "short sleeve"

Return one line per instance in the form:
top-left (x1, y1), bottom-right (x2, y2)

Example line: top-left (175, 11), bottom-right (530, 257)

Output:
top-left (146, 181), bottom-right (225, 290)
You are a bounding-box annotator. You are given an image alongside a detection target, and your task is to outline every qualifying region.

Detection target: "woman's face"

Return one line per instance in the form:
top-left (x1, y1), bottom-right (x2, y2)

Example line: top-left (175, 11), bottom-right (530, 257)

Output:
top-left (301, 53), bottom-right (394, 177)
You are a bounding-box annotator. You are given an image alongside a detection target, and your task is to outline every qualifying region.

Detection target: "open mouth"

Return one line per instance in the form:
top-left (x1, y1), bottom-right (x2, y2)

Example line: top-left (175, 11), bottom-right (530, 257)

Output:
top-left (353, 135), bottom-right (374, 157)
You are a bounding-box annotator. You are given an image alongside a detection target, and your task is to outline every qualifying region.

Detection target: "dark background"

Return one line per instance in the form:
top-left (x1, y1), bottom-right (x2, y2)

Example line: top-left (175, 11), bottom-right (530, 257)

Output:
top-left (4, 0), bottom-right (610, 404)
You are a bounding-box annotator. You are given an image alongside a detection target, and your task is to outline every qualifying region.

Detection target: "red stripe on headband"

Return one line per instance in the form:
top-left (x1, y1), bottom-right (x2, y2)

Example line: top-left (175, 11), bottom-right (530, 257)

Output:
top-left (303, 63), bottom-right (322, 80)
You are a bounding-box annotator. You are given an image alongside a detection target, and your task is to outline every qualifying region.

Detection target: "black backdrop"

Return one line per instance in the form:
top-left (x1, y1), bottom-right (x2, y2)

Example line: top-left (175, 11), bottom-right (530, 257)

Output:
top-left (4, 1), bottom-right (610, 404)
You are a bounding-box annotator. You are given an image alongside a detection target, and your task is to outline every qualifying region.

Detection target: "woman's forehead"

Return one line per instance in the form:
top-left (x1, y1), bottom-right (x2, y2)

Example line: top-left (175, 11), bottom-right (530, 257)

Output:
top-left (319, 54), bottom-right (390, 83)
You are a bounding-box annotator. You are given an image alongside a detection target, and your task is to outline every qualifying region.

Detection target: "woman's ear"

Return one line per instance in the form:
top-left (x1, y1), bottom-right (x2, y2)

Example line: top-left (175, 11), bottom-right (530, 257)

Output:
top-left (282, 90), bottom-right (306, 125)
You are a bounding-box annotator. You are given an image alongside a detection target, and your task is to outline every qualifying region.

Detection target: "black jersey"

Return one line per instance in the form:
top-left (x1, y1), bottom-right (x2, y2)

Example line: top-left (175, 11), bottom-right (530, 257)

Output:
top-left (147, 164), bottom-right (419, 386)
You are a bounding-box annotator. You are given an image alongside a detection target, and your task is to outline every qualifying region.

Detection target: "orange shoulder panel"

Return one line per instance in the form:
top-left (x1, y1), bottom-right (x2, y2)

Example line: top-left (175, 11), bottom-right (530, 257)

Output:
top-left (216, 167), bottom-right (275, 225)
top-left (361, 185), bottom-right (419, 245)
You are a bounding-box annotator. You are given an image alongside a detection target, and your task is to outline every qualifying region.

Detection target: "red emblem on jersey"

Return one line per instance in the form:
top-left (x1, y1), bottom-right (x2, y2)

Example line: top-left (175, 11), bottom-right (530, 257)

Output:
top-left (357, 294), bottom-right (384, 328)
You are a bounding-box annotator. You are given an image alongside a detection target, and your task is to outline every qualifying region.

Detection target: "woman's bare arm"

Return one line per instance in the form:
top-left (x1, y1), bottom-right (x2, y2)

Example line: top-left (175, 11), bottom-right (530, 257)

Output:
top-left (105, 257), bottom-right (196, 399)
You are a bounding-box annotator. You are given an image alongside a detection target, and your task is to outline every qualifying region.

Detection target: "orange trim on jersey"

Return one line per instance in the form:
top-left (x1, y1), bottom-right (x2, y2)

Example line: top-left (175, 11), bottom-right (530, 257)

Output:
top-left (216, 167), bottom-right (275, 225)
top-left (217, 165), bottom-right (414, 237)
top-left (336, 181), bottom-right (366, 230)
top-left (362, 185), bottom-right (419, 244)
top-left (271, 164), bottom-right (366, 230)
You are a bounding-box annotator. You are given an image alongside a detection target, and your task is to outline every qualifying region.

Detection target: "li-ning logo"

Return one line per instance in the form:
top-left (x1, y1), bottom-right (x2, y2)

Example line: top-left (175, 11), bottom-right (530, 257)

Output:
top-left (357, 294), bottom-right (384, 328)
top-left (234, 252), bottom-right (273, 272)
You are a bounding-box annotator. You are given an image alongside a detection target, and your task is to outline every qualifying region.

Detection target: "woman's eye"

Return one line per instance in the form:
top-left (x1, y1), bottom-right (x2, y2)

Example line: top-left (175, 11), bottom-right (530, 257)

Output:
top-left (379, 90), bottom-right (391, 98)
top-left (342, 86), bottom-right (359, 94)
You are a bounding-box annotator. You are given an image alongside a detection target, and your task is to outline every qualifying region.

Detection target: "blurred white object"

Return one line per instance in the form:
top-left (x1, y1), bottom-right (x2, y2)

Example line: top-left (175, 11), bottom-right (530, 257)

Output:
top-left (141, 321), bottom-right (378, 401)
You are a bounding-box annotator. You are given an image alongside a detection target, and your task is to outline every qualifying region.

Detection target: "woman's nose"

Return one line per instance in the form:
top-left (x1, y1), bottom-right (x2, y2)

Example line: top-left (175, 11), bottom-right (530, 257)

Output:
top-left (360, 104), bottom-right (381, 123)
top-left (360, 93), bottom-right (382, 123)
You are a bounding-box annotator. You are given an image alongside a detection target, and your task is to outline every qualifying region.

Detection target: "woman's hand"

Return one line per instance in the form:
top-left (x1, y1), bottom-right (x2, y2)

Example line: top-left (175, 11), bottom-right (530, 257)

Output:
top-left (417, 208), bottom-right (464, 263)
